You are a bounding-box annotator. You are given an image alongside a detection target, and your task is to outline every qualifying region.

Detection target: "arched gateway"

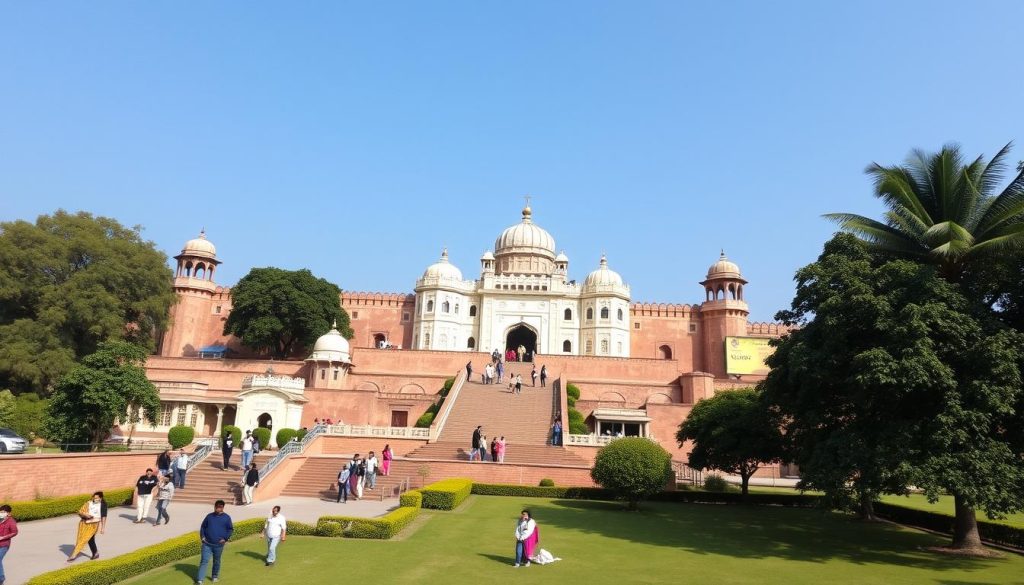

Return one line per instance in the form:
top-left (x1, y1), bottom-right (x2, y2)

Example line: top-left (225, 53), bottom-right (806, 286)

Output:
top-left (505, 323), bottom-right (537, 361)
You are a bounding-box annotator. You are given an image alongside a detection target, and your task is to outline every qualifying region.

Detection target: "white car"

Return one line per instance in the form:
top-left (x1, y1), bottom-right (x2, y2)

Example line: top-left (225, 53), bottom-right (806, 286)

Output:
top-left (0, 428), bottom-right (27, 454)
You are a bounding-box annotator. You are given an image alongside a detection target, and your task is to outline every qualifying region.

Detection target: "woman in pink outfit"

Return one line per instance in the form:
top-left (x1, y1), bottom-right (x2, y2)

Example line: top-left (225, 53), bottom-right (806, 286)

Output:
top-left (381, 444), bottom-right (393, 476)
top-left (496, 436), bottom-right (506, 463)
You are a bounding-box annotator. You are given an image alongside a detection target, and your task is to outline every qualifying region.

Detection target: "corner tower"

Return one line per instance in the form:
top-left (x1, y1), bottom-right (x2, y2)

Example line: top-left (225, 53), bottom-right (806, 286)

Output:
top-left (160, 230), bottom-right (223, 357)
top-left (699, 251), bottom-right (749, 378)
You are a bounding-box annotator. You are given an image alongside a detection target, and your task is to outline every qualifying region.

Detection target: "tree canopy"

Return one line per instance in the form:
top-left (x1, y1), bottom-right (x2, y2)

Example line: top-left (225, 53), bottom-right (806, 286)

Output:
top-left (676, 387), bottom-right (784, 497)
top-left (0, 210), bottom-right (175, 395)
top-left (43, 341), bottom-right (161, 449)
top-left (223, 267), bottom-right (352, 358)
top-left (762, 233), bottom-right (1024, 550)
top-left (591, 437), bottom-right (674, 510)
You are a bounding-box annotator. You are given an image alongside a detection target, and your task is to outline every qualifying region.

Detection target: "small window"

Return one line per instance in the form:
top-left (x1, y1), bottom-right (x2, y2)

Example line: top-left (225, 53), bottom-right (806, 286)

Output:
top-left (468, 337), bottom-right (476, 349)
top-left (600, 339), bottom-right (609, 354)
top-left (689, 323), bottom-right (697, 333)
top-left (352, 311), bottom-right (359, 319)
top-left (424, 333), bottom-right (431, 346)
top-left (402, 312), bottom-right (411, 322)
top-left (177, 406), bottom-right (187, 426)
top-left (564, 308), bottom-right (572, 321)
top-left (469, 305), bottom-right (477, 317)
top-left (617, 308), bottom-right (623, 321)
top-left (563, 340), bottom-right (572, 352)
top-left (586, 308), bottom-right (593, 320)
top-left (442, 301), bottom-right (450, 313)
top-left (634, 322), bottom-right (641, 330)
top-left (159, 404), bottom-right (173, 426)
top-left (333, 369), bottom-right (340, 380)
top-left (617, 341), bottom-right (623, 354)
top-left (426, 300), bottom-right (434, 312)
top-left (585, 339), bottom-right (593, 354)
top-left (320, 369), bottom-right (326, 380)
top-left (214, 305), bottom-right (222, 314)
top-left (190, 408), bottom-right (199, 429)
top-left (600, 307), bottom-right (610, 319)
top-left (454, 304), bottom-right (459, 315)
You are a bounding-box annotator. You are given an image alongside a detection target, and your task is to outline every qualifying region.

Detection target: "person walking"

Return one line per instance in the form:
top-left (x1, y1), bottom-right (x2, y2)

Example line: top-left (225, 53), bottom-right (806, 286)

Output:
top-left (221, 432), bottom-right (235, 471)
top-left (365, 452), bottom-right (378, 489)
top-left (496, 360), bottom-right (504, 384)
top-left (485, 363), bottom-right (494, 384)
top-left (173, 449), bottom-right (189, 490)
top-left (471, 426), bottom-right (482, 462)
top-left (67, 491), bottom-right (106, 563)
top-left (197, 500), bottom-right (233, 585)
top-left (531, 365), bottom-right (538, 387)
top-left (490, 436), bottom-right (499, 464)
top-left (156, 449), bottom-right (172, 477)
top-left (515, 375), bottom-right (523, 395)
top-left (465, 361), bottom-right (473, 381)
top-left (243, 463), bottom-right (260, 505)
top-left (347, 455), bottom-right (363, 500)
top-left (497, 436), bottom-right (506, 463)
top-left (134, 468), bottom-right (159, 523)
top-left (478, 433), bottom-right (489, 462)
top-left (261, 506), bottom-right (287, 567)
top-left (513, 510), bottom-right (537, 567)
top-left (241, 430), bottom-right (254, 469)
top-left (380, 444), bottom-right (393, 476)
top-left (552, 420), bottom-right (563, 447)
top-left (0, 504), bottom-right (18, 584)
top-left (336, 463), bottom-right (351, 503)
top-left (153, 474), bottom-right (174, 526)
top-left (517, 344), bottom-right (526, 362)
top-left (353, 456), bottom-right (365, 500)
top-left (540, 365), bottom-right (547, 388)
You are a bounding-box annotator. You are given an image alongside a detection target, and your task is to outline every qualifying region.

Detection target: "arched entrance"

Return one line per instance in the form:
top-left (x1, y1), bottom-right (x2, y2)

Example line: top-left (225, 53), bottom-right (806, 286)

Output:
top-left (257, 412), bottom-right (273, 431)
top-left (506, 324), bottom-right (538, 362)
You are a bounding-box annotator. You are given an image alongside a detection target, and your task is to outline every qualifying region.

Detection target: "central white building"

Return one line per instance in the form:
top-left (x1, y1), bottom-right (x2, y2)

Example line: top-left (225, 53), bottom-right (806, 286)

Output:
top-left (412, 205), bottom-right (631, 357)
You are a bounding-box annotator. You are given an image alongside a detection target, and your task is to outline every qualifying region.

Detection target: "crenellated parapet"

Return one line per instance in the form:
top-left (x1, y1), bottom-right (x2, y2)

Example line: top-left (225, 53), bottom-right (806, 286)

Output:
top-left (746, 322), bottom-right (794, 336)
top-left (341, 291), bottom-right (416, 307)
top-left (630, 302), bottom-right (699, 317)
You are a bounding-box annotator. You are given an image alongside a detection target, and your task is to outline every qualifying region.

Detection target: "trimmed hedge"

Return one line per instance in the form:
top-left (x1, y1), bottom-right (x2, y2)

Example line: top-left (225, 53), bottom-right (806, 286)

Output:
top-left (222, 425), bottom-right (242, 445)
top-left (275, 428), bottom-right (297, 448)
top-left (472, 483), bottom-right (614, 500)
top-left (167, 425), bottom-right (195, 449)
top-left (316, 505), bottom-right (420, 539)
top-left (251, 428), bottom-right (271, 451)
top-left (539, 478), bottom-right (555, 487)
top-left (873, 502), bottom-right (1024, 550)
top-left (295, 428), bottom-right (308, 442)
top-left (399, 489), bottom-right (423, 508)
top-left (420, 478), bottom-right (472, 510)
top-left (470, 483), bottom-right (822, 508)
top-left (7, 488), bottom-right (135, 522)
top-left (415, 411), bottom-right (435, 428)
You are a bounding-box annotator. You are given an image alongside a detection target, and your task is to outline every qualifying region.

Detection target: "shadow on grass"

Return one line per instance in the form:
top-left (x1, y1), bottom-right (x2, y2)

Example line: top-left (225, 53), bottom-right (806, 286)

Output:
top-left (534, 499), bottom-right (1007, 573)
top-left (170, 562), bottom-right (196, 581)
top-left (478, 552), bottom-right (514, 566)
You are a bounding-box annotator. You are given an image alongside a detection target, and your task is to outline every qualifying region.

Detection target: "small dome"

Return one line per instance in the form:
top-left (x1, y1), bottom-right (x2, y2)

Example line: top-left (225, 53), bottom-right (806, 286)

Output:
top-left (181, 229), bottom-right (217, 258)
top-left (308, 321), bottom-right (351, 363)
top-left (555, 250), bottom-right (569, 263)
top-left (706, 251), bottom-right (742, 279)
top-left (584, 255), bottom-right (624, 288)
top-left (481, 250), bottom-right (495, 261)
top-left (494, 206), bottom-right (556, 258)
top-left (422, 249), bottom-right (463, 280)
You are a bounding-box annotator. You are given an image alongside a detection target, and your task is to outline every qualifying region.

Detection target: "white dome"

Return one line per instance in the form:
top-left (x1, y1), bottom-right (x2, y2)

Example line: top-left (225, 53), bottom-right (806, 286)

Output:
top-left (308, 321), bottom-right (351, 363)
top-left (181, 229), bottom-right (217, 258)
top-left (584, 255), bottom-right (624, 288)
top-left (422, 249), bottom-right (463, 280)
top-left (555, 250), bottom-right (569, 263)
top-left (481, 250), bottom-right (495, 261)
top-left (494, 206), bottom-right (556, 259)
top-left (706, 251), bottom-right (742, 280)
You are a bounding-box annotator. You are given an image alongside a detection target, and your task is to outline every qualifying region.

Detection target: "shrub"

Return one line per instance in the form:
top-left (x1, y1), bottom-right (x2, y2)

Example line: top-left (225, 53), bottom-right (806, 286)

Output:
top-left (316, 506), bottom-right (420, 539)
top-left (567, 408), bottom-right (588, 434)
top-left (420, 478), bottom-right (473, 510)
top-left (702, 473), bottom-right (730, 492)
top-left (295, 428), bottom-right (308, 442)
top-left (6, 488), bottom-right (134, 522)
top-left (472, 483), bottom-right (614, 499)
top-left (539, 478), bottom-right (555, 487)
top-left (251, 427), bottom-right (271, 450)
top-left (591, 437), bottom-right (674, 510)
top-left (222, 425), bottom-right (242, 445)
top-left (441, 377), bottom-right (455, 396)
top-left (400, 490), bottom-right (423, 508)
top-left (470, 482), bottom-right (821, 508)
top-left (275, 428), bottom-right (297, 448)
top-left (166, 425), bottom-right (194, 449)
top-left (565, 383), bottom-right (580, 401)
top-left (415, 411), bottom-right (435, 428)
top-left (873, 502), bottom-right (1024, 550)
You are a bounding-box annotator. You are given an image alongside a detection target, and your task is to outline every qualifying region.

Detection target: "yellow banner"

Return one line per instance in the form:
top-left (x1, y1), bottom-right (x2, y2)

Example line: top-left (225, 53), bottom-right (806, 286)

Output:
top-left (725, 336), bottom-right (772, 375)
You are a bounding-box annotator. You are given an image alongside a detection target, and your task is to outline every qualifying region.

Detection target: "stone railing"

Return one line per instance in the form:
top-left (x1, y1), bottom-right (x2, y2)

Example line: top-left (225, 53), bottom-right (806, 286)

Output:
top-left (258, 423), bottom-right (327, 482)
top-left (566, 434), bottom-right (616, 447)
top-left (324, 424), bottom-right (430, 440)
top-left (241, 374), bottom-right (306, 392)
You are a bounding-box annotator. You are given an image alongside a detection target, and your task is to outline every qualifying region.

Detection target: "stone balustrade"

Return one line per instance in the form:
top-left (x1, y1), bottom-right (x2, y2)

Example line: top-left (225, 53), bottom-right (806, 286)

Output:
top-left (324, 424), bottom-right (430, 440)
top-left (241, 374), bottom-right (306, 392)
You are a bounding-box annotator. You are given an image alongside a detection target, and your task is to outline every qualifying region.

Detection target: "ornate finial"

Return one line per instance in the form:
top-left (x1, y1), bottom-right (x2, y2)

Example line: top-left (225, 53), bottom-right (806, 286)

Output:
top-left (441, 248), bottom-right (449, 261)
top-left (522, 195), bottom-right (533, 221)
top-left (720, 249), bottom-right (727, 259)
top-left (600, 253), bottom-right (608, 266)
top-left (199, 228), bottom-right (207, 239)
top-left (331, 319), bottom-right (338, 329)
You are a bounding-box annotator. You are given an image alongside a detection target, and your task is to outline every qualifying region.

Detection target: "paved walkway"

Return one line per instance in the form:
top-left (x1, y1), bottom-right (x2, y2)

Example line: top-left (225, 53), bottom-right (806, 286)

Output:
top-left (5, 496), bottom-right (394, 585)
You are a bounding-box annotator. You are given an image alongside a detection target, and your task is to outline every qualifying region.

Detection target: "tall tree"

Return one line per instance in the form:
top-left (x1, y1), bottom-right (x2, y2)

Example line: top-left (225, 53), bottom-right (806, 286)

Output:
top-left (223, 267), bottom-right (352, 358)
top-left (762, 234), bottom-right (1024, 551)
top-left (825, 142), bottom-right (1024, 282)
top-left (43, 341), bottom-right (161, 450)
top-left (0, 210), bottom-right (176, 395)
top-left (676, 387), bottom-right (784, 497)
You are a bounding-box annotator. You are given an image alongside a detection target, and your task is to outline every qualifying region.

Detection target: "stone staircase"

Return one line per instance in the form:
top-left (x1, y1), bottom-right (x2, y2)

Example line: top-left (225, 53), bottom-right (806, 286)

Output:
top-left (173, 453), bottom-right (274, 505)
top-left (280, 458), bottom-right (426, 500)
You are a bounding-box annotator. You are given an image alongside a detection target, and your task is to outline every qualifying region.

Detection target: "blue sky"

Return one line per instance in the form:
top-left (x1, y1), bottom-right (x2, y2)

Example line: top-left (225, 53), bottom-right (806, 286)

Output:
top-left (2, 1), bottom-right (1022, 321)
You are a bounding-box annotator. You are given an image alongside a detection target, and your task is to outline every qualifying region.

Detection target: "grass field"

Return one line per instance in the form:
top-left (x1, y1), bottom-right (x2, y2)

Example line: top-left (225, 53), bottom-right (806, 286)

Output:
top-left (879, 493), bottom-right (1024, 529)
top-left (124, 495), bottom-right (1023, 585)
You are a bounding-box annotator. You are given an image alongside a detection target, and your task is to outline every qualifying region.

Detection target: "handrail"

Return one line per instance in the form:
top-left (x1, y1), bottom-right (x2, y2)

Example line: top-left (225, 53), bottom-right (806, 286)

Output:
top-left (429, 369), bottom-right (467, 442)
top-left (258, 423), bottom-right (326, 482)
top-left (673, 460), bottom-right (703, 485)
top-left (186, 437), bottom-right (219, 471)
top-left (323, 424), bottom-right (429, 439)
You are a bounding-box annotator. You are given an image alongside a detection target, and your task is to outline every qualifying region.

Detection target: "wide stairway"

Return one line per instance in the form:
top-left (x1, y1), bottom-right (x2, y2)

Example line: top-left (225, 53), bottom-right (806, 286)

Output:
top-left (405, 361), bottom-right (589, 466)
top-left (174, 452), bottom-right (274, 505)
top-left (280, 458), bottom-right (427, 500)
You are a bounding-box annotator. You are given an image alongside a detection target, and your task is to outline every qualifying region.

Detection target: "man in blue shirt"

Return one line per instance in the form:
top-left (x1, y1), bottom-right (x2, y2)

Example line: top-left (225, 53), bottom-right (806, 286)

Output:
top-left (196, 500), bottom-right (233, 584)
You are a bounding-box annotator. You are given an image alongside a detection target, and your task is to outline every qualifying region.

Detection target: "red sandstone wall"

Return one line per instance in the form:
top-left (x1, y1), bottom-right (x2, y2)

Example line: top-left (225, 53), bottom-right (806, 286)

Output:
top-left (146, 356), bottom-right (306, 390)
top-left (317, 436), bottom-right (428, 457)
top-left (0, 453), bottom-right (162, 501)
top-left (342, 292), bottom-right (416, 349)
top-left (630, 303), bottom-right (703, 371)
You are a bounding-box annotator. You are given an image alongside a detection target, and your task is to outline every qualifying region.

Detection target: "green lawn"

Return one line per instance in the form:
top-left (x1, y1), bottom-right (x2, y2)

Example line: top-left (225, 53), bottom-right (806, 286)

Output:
top-left (880, 493), bottom-right (1024, 529)
top-left (123, 496), bottom-right (1023, 585)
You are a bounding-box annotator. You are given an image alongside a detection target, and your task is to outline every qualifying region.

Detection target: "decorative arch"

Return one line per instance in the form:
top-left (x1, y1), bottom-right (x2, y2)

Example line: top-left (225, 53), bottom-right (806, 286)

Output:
top-left (562, 339), bottom-right (572, 352)
top-left (586, 307), bottom-right (594, 320)
top-left (600, 307), bottom-right (610, 319)
top-left (617, 308), bottom-right (623, 321)
top-left (426, 300), bottom-right (434, 312)
top-left (467, 336), bottom-right (476, 349)
top-left (599, 391), bottom-right (626, 403)
top-left (469, 305), bottom-right (477, 317)
top-left (356, 381), bottom-right (381, 392)
top-left (646, 393), bottom-right (674, 404)
top-left (564, 308), bottom-right (572, 321)
top-left (658, 345), bottom-right (673, 360)
top-left (398, 383), bottom-right (426, 395)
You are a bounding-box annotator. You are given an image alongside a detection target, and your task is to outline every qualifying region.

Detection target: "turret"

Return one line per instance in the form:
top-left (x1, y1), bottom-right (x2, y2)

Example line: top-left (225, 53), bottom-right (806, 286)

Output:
top-left (699, 251), bottom-right (750, 378)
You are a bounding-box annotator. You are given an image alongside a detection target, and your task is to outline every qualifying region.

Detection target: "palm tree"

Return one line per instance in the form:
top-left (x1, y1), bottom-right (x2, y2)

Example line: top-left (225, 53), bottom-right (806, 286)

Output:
top-left (825, 142), bottom-right (1024, 281)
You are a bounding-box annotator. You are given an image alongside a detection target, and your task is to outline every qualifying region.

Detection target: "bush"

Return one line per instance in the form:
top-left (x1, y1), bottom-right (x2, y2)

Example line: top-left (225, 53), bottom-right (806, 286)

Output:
top-left (539, 478), bottom-right (555, 487)
top-left (420, 478), bottom-right (473, 510)
top-left (295, 428), bottom-right (308, 442)
top-left (441, 377), bottom-right (455, 396)
top-left (222, 425), bottom-right (242, 445)
top-left (316, 506), bottom-right (420, 539)
top-left (567, 409), bottom-right (588, 434)
top-left (591, 437), bottom-right (674, 510)
top-left (251, 428), bottom-right (271, 451)
top-left (472, 483), bottom-right (614, 499)
top-left (166, 425), bottom-right (194, 449)
top-left (565, 383), bottom-right (580, 401)
top-left (873, 502), bottom-right (1024, 549)
top-left (275, 428), bottom-right (297, 448)
top-left (6, 488), bottom-right (134, 522)
top-left (470, 482), bottom-right (821, 508)
top-left (703, 473), bottom-right (730, 492)
top-left (415, 411), bottom-right (435, 428)
top-left (399, 490), bottom-right (423, 508)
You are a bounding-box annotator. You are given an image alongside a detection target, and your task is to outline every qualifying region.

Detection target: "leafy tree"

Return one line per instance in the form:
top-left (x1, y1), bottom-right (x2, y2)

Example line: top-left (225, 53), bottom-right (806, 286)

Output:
top-left (762, 234), bottom-right (1024, 550)
top-left (223, 267), bottom-right (352, 358)
top-left (0, 389), bottom-right (14, 428)
top-left (825, 142), bottom-right (1024, 282)
top-left (676, 387), bottom-right (784, 497)
top-left (591, 437), bottom-right (673, 510)
top-left (0, 210), bottom-right (175, 395)
top-left (10, 392), bottom-right (48, 439)
top-left (43, 341), bottom-right (161, 450)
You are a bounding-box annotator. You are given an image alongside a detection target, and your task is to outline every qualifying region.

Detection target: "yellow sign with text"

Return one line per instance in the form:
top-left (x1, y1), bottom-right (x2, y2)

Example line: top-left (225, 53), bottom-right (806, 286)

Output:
top-left (725, 336), bottom-right (772, 375)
